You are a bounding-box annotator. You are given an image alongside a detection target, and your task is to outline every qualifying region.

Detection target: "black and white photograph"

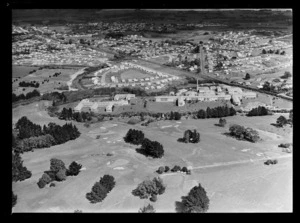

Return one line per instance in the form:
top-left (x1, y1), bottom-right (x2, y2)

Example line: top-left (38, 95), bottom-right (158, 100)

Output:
top-left (11, 6), bottom-right (293, 213)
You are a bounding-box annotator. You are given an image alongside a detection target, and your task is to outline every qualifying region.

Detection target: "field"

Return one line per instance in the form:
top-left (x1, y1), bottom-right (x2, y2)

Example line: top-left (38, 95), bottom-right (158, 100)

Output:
top-left (12, 65), bottom-right (37, 78)
top-left (12, 67), bottom-right (81, 95)
top-left (120, 69), bottom-right (152, 80)
top-left (12, 100), bottom-right (292, 212)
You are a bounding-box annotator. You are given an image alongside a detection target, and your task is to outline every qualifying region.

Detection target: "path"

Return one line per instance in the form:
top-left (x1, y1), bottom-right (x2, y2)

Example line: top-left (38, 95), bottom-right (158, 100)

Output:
top-left (67, 67), bottom-right (87, 91)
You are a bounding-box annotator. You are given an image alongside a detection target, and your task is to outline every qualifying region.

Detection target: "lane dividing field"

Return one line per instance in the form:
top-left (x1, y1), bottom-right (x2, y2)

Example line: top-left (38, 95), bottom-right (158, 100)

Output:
top-left (67, 67), bottom-right (87, 91)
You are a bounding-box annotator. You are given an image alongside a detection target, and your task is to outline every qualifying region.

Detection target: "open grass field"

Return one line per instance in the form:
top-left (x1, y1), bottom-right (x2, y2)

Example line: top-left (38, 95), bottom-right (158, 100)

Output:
top-left (13, 67), bottom-right (81, 95)
top-left (12, 100), bottom-right (292, 212)
top-left (120, 69), bottom-right (153, 80)
top-left (12, 65), bottom-right (37, 78)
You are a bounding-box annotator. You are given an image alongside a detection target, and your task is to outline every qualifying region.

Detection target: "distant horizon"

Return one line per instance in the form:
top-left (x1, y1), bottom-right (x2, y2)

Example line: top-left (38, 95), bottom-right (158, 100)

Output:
top-left (101, 9), bottom-right (292, 11)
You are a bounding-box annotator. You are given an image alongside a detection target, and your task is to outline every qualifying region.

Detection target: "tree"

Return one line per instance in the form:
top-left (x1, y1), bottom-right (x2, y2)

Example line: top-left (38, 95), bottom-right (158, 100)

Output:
top-left (219, 118), bottom-right (227, 127)
top-left (181, 166), bottom-right (188, 173)
top-left (281, 71), bottom-right (291, 79)
top-left (178, 183), bottom-right (210, 213)
top-left (99, 175), bottom-right (116, 193)
top-left (50, 158), bottom-right (66, 173)
top-left (197, 109), bottom-right (207, 119)
top-left (262, 49), bottom-right (267, 54)
top-left (139, 204), bottom-right (156, 213)
top-left (164, 166), bottom-right (170, 172)
top-left (37, 173), bottom-right (52, 188)
top-left (124, 129), bottom-right (145, 145)
top-left (12, 152), bottom-right (32, 182)
top-left (245, 73), bottom-right (250, 80)
top-left (171, 165), bottom-right (181, 172)
top-left (86, 182), bottom-right (108, 203)
top-left (174, 112), bottom-right (181, 120)
top-left (132, 177), bottom-right (166, 200)
top-left (157, 166), bottom-right (165, 174)
top-left (276, 115), bottom-right (288, 127)
top-left (141, 138), bottom-right (164, 158)
top-left (229, 124), bottom-right (260, 142)
top-left (150, 194), bottom-right (157, 202)
top-left (169, 111), bottom-right (174, 120)
top-left (55, 169), bottom-right (67, 181)
top-left (67, 161), bottom-right (82, 176)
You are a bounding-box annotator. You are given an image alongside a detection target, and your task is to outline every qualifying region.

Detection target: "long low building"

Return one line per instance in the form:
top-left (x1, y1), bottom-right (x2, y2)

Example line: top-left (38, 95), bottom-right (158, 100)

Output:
top-left (74, 98), bottom-right (129, 112)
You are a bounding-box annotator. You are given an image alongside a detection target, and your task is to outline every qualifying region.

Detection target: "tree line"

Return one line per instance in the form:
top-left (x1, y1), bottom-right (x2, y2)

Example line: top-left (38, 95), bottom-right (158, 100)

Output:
top-left (196, 106), bottom-right (236, 119)
top-left (14, 116), bottom-right (81, 153)
top-left (247, 106), bottom-right (270, 116)
top-left (12, 89), bottom-right (40, 103)
top-left (19, 81), bottom-right (39, 88)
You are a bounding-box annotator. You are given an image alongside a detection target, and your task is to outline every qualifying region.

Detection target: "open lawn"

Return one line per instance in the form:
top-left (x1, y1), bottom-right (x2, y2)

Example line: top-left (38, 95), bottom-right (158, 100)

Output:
top-left (12, 101), bottom-right (292, 212)
top-left (13, 65), bottom-right (37, 78)
top-left (120, 69), bottom-right (153, 80)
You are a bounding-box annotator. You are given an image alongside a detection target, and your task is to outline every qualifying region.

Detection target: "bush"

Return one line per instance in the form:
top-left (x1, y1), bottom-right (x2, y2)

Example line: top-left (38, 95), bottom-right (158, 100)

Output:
top-left (132, 177), bottom-right (166, 200)
top-left (12, 191), bottom-right (17, 208)
top-left (157, 166), bottom-right (165, 174)
top-left (99, 175), bottom-right (116, 193)
top-left (218, 118), bottom-right (227, 127)
top-left (124, 129), bottom-right (145, 145)
top-left (181, 167), bottom-right (188, 173)
top-left (56, 169), bottom-right (67, 181)
top-left (276, 115), bottom-right (288, 127)
top-left (50, 182), bottom-right (56, 187)
top-left (37, 178), bottom-right (47, 188)
top-left (171, 165), bottom-right (181, 172)
top-left (164, 166), bottom-right (170, 172)
top-left (229, 124), bottom-right (260, 143)
top-left (178, 183), bottom-right (210, 213)
top-left (141, 138), bottom-right (164, 158)
top-left (180, 130), bottom-right (200, 143)
top-left (67, 161), bottom-right (82, 176)
top-left (139, 204), bottom-right (156, 213)
top-left (86, 182), bottom-right (108, 203)
top-left (43, 170), bottom-right (56, 181)
top-left (50, 158), bottom-right (66, 173)
top-left (41, 173), bottom-right (52, 184)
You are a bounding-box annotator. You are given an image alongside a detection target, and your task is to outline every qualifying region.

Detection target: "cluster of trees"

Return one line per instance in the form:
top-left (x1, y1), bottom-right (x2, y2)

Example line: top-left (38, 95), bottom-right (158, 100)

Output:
top-left (41, 91), bottom-right (67, 105)
top-left (196, 106), bottom-right (236, 119)
top-left (141, 138), bottom-right (164, 158)
top-left (229, 124), bottom-right (260, 143)
top-left (276, 115), bottom-right (292, 127)
top-left (176, 183), bottom-right (210, 213)
top-left (139, 204), bottom-right (155, 213)
top-left (157, 165), bottom-right (191, 175)
top-left (262, 49), bottom-right (285, 55)
top-left (247, 106), bottom-right (270, 116)
top-left (86, 175), bottom-right (116, 203)
top-left (37, 159), bottom-right (82, 189)
top-left (52, 72), bottom-right (61, 77)
top-left (12, 151), bottom-right (32, 182)
top-left (262, 81), bottom-right (275, 92)
top-left (178, 129), bottom-right (200, 143)
top-left (132, 177), bottom-right (166, 202)
top-left (124, 129), bottom-right (145, 145)
top-left (169, 111), bottom-right (181, 120)
top-left (15, 116), bottom-right (81, 152)
top-left (19, 81), bottom-right (39, 88)
top-left (59, 107), bottom-right (92, 122)
top-left (12, 89), bottom-right (40, 103)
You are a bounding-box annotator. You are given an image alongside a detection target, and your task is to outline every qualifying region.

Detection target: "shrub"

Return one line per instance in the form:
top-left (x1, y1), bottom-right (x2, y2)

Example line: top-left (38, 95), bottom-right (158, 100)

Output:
top-left (37, 178), bottom-right (47, 188)
top-left (124, 129), bottom-right (145, 145)
top-left (132, 177), bottom-right (166, 200)
top-left (139, 204), bottom-right (156, 213)
top-left (178, 183), bottom-right (210, 213)
top-left (86, 182), bottom-right (108, 203)
top-left (56, 169), bottom-right (67, 181)
top-left (67, 161), bottom-right (82, 176)
top-left (12, 191), bottom-right (17, 208)
top-left (219, 118), bottom-right (227, 127)
top-left (171, 165), bottom-right (181, 172)
top-left (181, 167), bottom-right (188, 173)
top-left (164, 166), bottom-right (170, 172)
top-left (180, 129), bottom-right (200, 143)
top-left (50, 158), bottom-right (66, 173)
top-left (141, 138), bottom-right (164, 158)
top-left (99, 175), bottom-right (116, 193)
top-left (44, 170), bottom-right (56, 181)
top-left (276, 115), bottom-right (288, 127)
top-left (157, 166), bottom-right (165, 174)
top-left (50, 183), bottom-right (56, 187)
top-left (41, 173), bottom-right (52, 184)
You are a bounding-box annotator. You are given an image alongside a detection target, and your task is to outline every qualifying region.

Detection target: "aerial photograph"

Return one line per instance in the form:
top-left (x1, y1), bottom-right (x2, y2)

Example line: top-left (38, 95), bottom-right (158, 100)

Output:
top-left (12, 8), bottom-right (293, 213)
